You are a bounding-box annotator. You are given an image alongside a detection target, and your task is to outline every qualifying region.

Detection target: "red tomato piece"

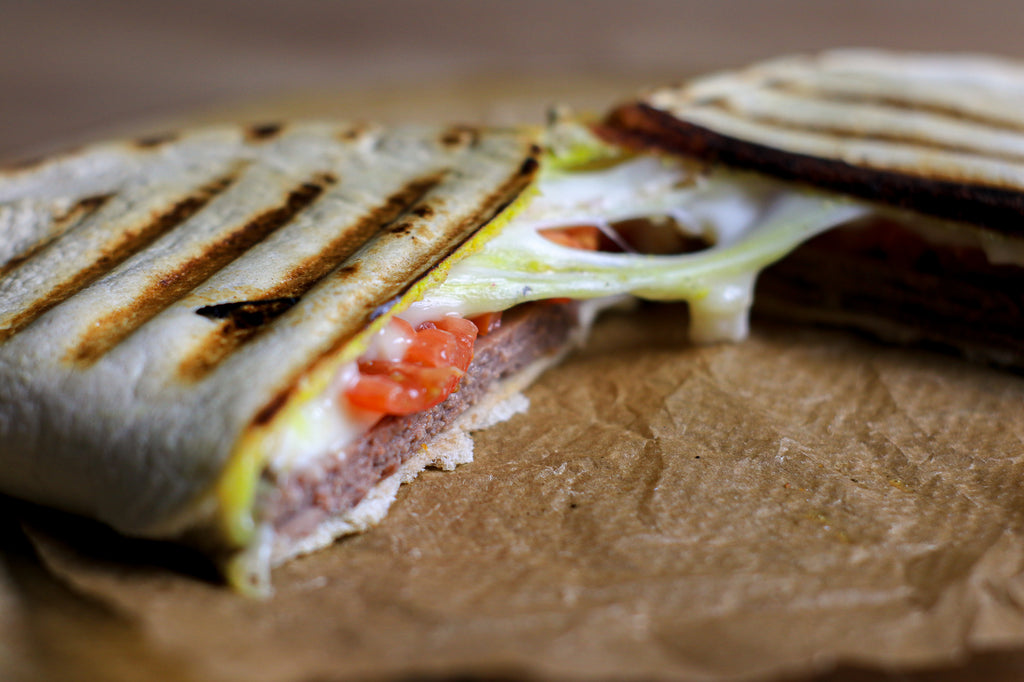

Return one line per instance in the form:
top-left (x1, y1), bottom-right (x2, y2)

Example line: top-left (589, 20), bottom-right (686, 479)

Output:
top-left (343, 314), bottom-right (487, 417)
top-left (390, 317), bottom-right (416, 337)
top-left (468, 311), bottom-right (502, 336)
top-left (431, 316), bottom-right (477, 371)
top-left (405, 327), bottom-right (458, 368)
top-left (347, 361), bottom-right (463, 415)
top-left (539, 225), bottom-right (603, 251)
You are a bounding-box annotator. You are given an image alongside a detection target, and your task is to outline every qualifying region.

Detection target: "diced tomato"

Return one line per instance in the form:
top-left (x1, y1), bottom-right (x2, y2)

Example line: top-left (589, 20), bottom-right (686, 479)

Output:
top-left (431, 316), bottom-right (477, 371)
top-left (347, 361), bottom-right (463, 415)
top-left (405, 327), bottom-right (458, 367)
top-left (539, 225), bottom-right (603, 251)
top-left (468, 311), bottom-right (502, 336)
top-left (431, 315), bottom-right (476, 339)
top-left (390, 317), bottom-right (416, 337)
top-left (343, 313), bottom-right (483, 416)
top-left (537, 227), bottom-right (604, 304)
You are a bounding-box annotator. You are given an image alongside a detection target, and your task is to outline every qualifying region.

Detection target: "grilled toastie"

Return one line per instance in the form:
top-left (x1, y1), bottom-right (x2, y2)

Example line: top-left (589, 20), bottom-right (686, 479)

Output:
top-left (602, 49), bottom-right (1024, 366)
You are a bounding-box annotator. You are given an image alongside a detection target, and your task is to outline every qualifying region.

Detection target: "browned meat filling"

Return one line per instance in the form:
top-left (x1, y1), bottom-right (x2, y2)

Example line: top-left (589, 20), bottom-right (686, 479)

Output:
top-left (756, 216), bottom-right (1024, 366)
top-left (262, 302), bottom-right (580, 537)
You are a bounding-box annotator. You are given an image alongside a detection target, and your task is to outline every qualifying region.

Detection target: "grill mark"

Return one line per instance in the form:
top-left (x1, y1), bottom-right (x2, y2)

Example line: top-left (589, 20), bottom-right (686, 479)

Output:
top-left (264, 175), bottom-right (439, 295)
top-left (440, 125), bottom-right (481, 148)
top-left (180, 297), bottom-right (303, 379)
top-left (770, 80), bottom-right (1024, 136)
top-left (247, 123), bottom-right (284, 141)
top-left (196, 297), bottom-right (301, 327)
top-left (0, 194), bottom-right (111, 278)
top-left (176, 175), bottom-right (443, 381)
top-left (246, 149), bottom-right (538, 427)
top-left (702, 95), bottom-right (1024, 165)
top-left (134, 132), bottom-right (179, 148)
top-left (334, 263), bottom-right (360, 278)
top-left (339, 123), bottom-right (372, 142)
top-left (519, 155), bottom-right (540, 176)
top-left (388, 219), bottom-right (413, 235)
top-left (54, 193), bottom-right (111, 225)
top-left (68, 178), bottom-right (326, 365)
top-left (0, 174), bottom-right (239, 343)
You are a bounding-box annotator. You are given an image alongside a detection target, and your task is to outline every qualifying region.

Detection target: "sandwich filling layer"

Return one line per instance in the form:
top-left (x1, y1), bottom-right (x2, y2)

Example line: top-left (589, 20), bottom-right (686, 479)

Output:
top-left (757, 215), bottom-right (1024, 365)
top-left (261, 302), bottom-right (580, 563)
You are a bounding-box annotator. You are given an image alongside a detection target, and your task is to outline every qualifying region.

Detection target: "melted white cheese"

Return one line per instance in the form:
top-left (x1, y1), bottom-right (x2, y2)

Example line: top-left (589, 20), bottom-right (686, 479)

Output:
top-left (408, 157), bottom-right (870, 341)
top-left (270, 154), bottom-right (1024, 474)
top-left (265, 362), bottom-right (378, 473)
top-left (270, 159), bottom-right (867, 470)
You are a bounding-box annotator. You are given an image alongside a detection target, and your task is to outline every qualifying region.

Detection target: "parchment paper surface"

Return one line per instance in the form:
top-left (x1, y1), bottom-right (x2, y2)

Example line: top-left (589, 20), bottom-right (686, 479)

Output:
top-left (21, 306), bottom-right (1024, 681)
top-left (0, 547), bottom-right (29, 682)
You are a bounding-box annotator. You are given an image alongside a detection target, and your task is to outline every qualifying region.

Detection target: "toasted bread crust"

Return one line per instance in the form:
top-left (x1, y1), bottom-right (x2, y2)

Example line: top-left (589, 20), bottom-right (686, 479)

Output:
top-left (0, 121), bottom-right (541, 539)
top-left (604, 49), bottom-right (1024, 237)
top-left (603, 101), bottom-right (1024, 237)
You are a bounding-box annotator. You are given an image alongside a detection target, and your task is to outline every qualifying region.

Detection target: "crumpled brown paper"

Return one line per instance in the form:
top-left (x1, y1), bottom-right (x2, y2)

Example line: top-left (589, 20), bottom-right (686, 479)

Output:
top-left (0, 542), bottom-right (29, 681)
top-left (15, 304), bottom-right (1024, 681)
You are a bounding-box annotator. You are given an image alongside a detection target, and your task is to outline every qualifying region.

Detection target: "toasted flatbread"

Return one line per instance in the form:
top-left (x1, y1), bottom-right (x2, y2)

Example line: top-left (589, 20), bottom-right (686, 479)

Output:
top-left (603, 49), bottom-right (1024, 365)
top-left (0, 121), bottom-right (549, 590)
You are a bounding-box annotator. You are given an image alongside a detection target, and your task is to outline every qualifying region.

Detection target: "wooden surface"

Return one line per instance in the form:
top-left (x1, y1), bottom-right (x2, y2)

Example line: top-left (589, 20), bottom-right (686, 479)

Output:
top-left (3, 0), bottom-right (1024, 158)
top-left (5, 2), bottom-right (1024, 680)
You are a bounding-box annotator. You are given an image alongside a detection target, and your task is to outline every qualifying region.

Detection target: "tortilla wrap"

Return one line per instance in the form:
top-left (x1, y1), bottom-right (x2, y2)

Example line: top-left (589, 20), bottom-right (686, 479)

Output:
top-left (0, 121), bottom-right (543, 588)
top-left (602, 48), bottom-right (1024, 366)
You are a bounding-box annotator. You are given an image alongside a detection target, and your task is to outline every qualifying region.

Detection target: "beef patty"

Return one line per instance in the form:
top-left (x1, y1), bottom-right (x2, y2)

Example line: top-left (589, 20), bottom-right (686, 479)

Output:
top-left (262, 302), bottom-right (580, 537)
top-left (756, 217), bottom-right (1024, 367)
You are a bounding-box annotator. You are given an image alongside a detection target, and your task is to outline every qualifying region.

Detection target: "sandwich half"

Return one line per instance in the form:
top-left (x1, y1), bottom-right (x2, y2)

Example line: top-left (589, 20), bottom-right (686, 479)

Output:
top-left (0, 122), bottom-right (548, 592)
top-left (0, 119), bottom-right (861, 593)
top-left (602, 48), bottom-right (1024, 367)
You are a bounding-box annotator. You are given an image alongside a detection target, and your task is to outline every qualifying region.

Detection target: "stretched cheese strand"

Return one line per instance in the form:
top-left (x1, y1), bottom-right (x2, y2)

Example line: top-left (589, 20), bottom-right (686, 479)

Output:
top-left (408, 156), bottom-right (869, 341)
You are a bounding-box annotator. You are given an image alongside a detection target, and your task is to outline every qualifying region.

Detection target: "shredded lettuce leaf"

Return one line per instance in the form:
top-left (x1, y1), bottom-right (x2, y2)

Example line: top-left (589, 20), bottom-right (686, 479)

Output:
top-left (409, 152), bottom-right (869, 341)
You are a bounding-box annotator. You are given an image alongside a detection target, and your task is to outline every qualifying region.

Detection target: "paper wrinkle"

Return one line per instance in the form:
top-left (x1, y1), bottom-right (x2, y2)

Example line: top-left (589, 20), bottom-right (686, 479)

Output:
top-left (0, 558), bottom-right (31, 682)
top-left (18, 313), bottom-right (1024, 682)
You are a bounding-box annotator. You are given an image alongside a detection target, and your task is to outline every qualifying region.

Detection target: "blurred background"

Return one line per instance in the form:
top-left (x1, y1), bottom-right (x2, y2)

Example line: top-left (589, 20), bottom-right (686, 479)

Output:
top-left (3, 0), bottom-right (1024, 160)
